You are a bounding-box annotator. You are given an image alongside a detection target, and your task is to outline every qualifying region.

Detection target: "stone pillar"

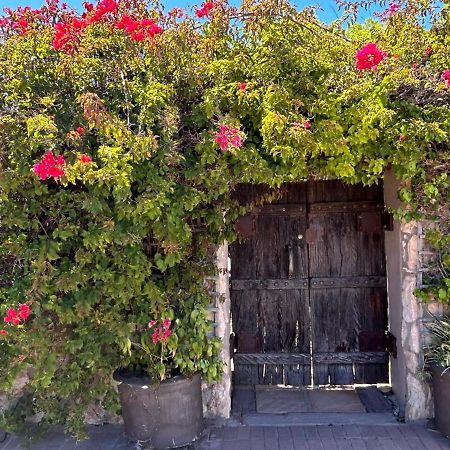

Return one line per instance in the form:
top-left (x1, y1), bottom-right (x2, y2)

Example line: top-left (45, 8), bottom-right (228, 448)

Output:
top-left (202, 242), bottom-right (231, 419)
top-left (384, 170), bottom-right (433, 420)
top-left (400, 221), bottom-right (433, 420)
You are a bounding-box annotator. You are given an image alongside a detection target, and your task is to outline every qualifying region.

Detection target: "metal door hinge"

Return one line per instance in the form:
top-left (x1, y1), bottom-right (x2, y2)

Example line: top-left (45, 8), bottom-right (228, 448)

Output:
top-left (382, 211), bottom-right (394, 231)
top-left (357, 212), bottom-right (382, 233)
top-left (385, 331), bottom-right (397, 358)
top-left (235, 333), bottom-right (262, 353)
top-left (305, 226), bottom-right (323, 244)
top-left (235, 215), bottom-right (255, 239)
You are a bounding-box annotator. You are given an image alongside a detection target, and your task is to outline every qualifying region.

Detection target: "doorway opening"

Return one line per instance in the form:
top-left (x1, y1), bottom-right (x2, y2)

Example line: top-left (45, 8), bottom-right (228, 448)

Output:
top-left (229, 181), bottom-right (394, 417)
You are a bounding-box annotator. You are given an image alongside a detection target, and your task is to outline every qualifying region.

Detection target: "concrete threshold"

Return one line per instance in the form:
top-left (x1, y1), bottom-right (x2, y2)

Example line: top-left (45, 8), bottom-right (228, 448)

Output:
top-left (237, 412), bottom-right (398, 427)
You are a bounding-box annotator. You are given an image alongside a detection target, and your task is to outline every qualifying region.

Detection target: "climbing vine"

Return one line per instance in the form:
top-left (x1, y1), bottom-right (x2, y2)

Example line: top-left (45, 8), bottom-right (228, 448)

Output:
top-left (0, 0), bottom-right (449, 437)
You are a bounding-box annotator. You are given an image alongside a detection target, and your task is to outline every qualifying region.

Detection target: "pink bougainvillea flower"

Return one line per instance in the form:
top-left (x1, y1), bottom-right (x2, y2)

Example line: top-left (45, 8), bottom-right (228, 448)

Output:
top-left (230, 134), bottom-right (243, 147)
top-left (33, 151), bottom-right (66, 181)
top-left (130, 30), bottom-right (145, 41)
top-left (215, 127), bottom-right (231, 151)
top-left (215, 136), bottom-right (228, 151)
top-left (355, 43), bottom-right (387, 71)
top-left (442, 70), bottom-right (450, 87)
top-left (151, 321), bottom-right (172, 343)
top-left (72, 18), bottom-right (87, 30)
top-left (0, 329), bottom-right (8, 336)
top-left (4, 308), bottom-right (22, 325)
top-left (168, 7), bottom-right (184, 18)
top-left (79, 154), bottom-right (92, 164)
top-left (126, 18), bottom-right (140, 34)
top-left (141, 19), bottom-right (163, 38)
top-left (374, 1), bottom-right (400, 21)
top-left (4, 308), bottom-right (18, 323)
top-left (152, 328), bottom-right (161, 344)
top-left (215, 126), bottom-right (230, 151)
top-left (375, 1), bottom-right (400, 20)
top-left (215, 125), bottom-right (245, 152)
top-left (238, 82), bottom-right (247, 91)
top-left (0, 18), bottom-right (11, 27)
top-left (292, 120), bottom-right (312, 130)
top-left (53, 23), bottom-right (72, 51)
top-left (13, 18), bottom-right (29, 34)
top-left (388, 2), bottom-right (400, 13)
top-left (195, 1), bottom-right (215, 18)
top-left (161, 329), bottom-right (172, 341)
top-left (53, 18), bottom-right (88, 53)
top-left (18, 304), bottom-right (30, 320)
top-left (83, 1), bottom-right (94, 11)
top-left (100, 0), bottom-right (118, 13)
top-left (117, 16), bottom-right (162, 40)
top-left (89, 0), bottom-right (118, 24)
top-left (116, 15), bottom-right (139, 33)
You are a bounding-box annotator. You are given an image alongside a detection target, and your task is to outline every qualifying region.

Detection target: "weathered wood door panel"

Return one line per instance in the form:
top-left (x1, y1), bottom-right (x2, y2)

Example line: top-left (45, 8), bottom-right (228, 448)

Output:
top-left (230, 181), bottom-right (388, 386)
top-left (230, 195), bottom-right (311, 385)
top-left (307, 188), bottom-right (388, 385)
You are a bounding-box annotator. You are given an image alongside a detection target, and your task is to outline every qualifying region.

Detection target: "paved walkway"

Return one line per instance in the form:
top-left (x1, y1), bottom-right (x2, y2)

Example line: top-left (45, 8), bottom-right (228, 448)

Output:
top-left (1, 422), bottom-right (450, 450)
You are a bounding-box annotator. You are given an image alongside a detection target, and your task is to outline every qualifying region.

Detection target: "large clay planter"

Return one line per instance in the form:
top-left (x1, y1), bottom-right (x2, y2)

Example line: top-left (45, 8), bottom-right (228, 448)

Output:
top-left (430, 364), bottom-right (450, 437)
top-left (114, 371), bottom-right (203, 449)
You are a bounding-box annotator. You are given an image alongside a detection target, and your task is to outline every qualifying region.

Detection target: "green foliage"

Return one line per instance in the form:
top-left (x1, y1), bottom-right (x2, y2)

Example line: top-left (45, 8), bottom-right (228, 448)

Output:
top-left (0, 0), bottom-right (449, 438)
top-left (425, 317), bottom-right (450, 370)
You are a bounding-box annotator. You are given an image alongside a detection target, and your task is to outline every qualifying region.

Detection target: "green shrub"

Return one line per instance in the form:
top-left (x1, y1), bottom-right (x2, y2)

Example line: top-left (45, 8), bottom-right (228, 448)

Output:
top-left (0, 0), bottom-right (448, 437)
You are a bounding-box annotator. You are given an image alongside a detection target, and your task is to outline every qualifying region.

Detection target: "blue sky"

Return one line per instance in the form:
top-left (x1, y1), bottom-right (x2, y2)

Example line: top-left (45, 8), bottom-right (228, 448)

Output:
top-left (0, 0), bottom-right (380, 23)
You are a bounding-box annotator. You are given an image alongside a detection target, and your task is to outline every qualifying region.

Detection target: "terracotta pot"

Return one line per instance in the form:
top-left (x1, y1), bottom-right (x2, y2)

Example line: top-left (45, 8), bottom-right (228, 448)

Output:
top-left (114, 371), bottom-right (203, 449)
top-left (430, 364), bottom-right (450, 437)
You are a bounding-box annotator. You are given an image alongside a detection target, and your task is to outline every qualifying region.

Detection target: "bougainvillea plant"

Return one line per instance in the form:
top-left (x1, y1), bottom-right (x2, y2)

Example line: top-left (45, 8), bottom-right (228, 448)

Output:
top-left (0, 0), bottom-right (449, 438)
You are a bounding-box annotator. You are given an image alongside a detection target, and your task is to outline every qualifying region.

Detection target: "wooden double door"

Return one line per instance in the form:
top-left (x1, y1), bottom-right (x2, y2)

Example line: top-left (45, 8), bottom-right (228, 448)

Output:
top-left (230, 181), bottom-right (389, 386)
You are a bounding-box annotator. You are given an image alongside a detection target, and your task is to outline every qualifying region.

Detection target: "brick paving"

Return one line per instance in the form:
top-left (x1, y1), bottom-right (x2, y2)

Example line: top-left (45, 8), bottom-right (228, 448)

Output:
top-left (0, 422), bottom-right (449, 450)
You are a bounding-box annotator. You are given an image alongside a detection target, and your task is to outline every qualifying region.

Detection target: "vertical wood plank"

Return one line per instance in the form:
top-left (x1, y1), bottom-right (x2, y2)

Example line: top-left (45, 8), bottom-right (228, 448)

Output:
top-left (259, 289), bottom-right (282, 353)
top-left (280, 289), bottom-right (311, 386)
top-left (311, 288), bottom-right (355, 385)
top-left (231, 289), bottom-right (260, 385)
top-left (278, 214), bottom-right (308, 280)
top-left (354, 288), bottom-right (389, 383)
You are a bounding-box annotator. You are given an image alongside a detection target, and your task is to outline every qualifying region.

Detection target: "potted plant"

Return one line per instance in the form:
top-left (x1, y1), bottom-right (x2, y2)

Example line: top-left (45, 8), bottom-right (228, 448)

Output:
top-left (425, 317), bottom-right (450, 437)
top-left (112, 282), bottom-right (223, 449)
